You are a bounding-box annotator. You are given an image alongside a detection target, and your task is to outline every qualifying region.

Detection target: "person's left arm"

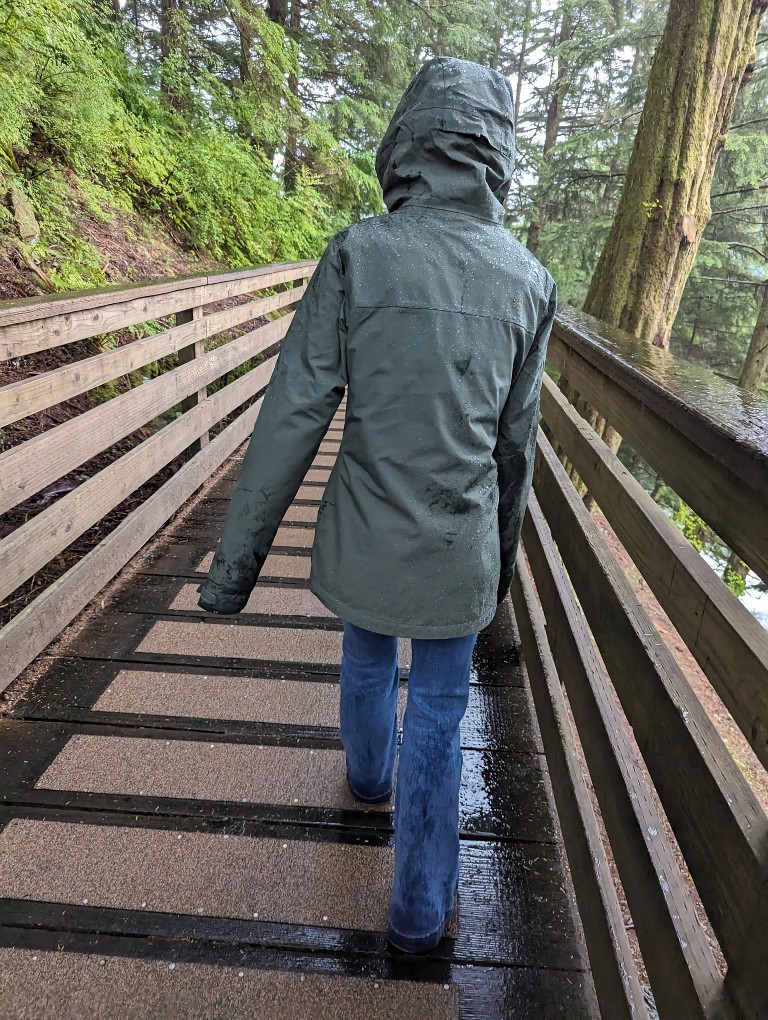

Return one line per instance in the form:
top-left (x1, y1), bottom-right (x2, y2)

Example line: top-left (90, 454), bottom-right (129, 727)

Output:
top-left (198, 237), bottom-right (347, 614)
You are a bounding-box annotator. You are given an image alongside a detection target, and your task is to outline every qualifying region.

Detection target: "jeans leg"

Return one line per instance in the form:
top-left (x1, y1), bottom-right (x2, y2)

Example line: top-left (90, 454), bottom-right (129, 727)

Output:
top-left (388, 631), bottom-right (477, 951)
top-left (339, 621), bottom-right (399, 804)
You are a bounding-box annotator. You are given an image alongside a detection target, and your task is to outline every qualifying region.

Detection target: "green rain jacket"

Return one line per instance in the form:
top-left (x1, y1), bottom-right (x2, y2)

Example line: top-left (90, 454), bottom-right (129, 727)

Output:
top-left (199, 57), bottom-right (556, 637)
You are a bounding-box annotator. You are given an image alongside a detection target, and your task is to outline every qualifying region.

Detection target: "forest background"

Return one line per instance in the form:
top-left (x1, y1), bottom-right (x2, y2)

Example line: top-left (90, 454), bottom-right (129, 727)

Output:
top-left (0, 0), bottom-right (766, 613)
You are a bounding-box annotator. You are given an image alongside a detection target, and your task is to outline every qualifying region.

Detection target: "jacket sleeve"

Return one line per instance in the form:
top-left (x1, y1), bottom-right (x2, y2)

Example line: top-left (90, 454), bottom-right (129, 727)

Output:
top-left (198, 239), bottom-right (347, 614)
top-left (494, 280), bottom-right (557, 603)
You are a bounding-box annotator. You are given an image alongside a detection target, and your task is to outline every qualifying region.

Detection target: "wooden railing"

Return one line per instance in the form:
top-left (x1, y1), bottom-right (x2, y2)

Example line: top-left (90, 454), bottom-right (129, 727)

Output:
top-left (511, 306), bottom-right (768, 1020)
top-left (2, 266), bottom-right (766, 1018)
top-left (0, 260), bottom-right (316, 689)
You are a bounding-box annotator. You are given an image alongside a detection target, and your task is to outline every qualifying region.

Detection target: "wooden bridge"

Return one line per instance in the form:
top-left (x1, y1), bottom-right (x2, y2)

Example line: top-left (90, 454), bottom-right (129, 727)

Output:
top-left (0, 262), bottom-right (766, 1019)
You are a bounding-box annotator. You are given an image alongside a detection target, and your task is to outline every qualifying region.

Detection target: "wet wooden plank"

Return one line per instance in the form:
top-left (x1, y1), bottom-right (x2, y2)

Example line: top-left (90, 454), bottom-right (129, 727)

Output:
top-left (0, 944), bottom-right (460, 1020)
top-left (512, 556), bottom-right (650, 1020)
top-left (522, 495), bottom-right (726, 1018)
top-left (0, 262), bottom-right (315, 357)
top-left (0, 401), bottom-right (264, 692)
top-left (533, 429), bottom-right (767, 987)
top-left (0, 317), bottom-right (290, 516)
top-left (0, 358), bottom-right (277, 603)
top-left (11, 658), bottom-right (535, 749)
top-left (0, 720), bottom-right (553, 842)
top-left (539, 372), bottom-right (768, 770)
top-left (0, 286), bottom-right (305, 429)
top-left (552, 309), bottom-right (768, 496)
top-left (548, 325), bottom-right (768, 582)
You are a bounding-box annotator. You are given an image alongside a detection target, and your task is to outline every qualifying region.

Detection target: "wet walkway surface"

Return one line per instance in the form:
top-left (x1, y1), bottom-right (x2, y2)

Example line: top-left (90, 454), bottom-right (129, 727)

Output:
top-left (0, 403), bottom-right (596, 1019)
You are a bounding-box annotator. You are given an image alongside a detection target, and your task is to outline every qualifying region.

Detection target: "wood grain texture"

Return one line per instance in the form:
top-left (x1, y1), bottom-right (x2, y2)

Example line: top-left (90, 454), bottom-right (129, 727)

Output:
top-left (0, 262), bottom-right (315, 358)
top-left (552, 309), bottom-right (768, 498)
top-left (539, 372), bottom-right (768, 770)
top-left (547, 332), bottom-right (768, 583)
top-left (533, 430), bottom-right (768, 1011)
top-left (0, 398), bottom-right (263, 691)
top-left (176, 307), bottom-right (209, 457)
top-left (0, 314), bottom-right (290, 516)
top-left (0, 359), bottom-right (275, 602)
top-left (0, 285), bottom-right (305, 428)
top-left (522, 496), bottom-right (727, 1020)
top-left (510, 560), bottom-right (647, 1020)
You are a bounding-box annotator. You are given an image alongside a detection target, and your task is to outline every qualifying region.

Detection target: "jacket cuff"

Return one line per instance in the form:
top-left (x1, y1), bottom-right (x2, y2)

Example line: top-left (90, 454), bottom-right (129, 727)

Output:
top-left (497, 566), bottom-right (516, 603)
top-left (198, 583), bottom-right (249, 615)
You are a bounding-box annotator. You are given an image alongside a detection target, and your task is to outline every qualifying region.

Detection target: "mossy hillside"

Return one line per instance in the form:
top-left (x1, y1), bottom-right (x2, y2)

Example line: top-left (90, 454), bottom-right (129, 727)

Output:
top-left (0, 0), bottom-right (379, 294)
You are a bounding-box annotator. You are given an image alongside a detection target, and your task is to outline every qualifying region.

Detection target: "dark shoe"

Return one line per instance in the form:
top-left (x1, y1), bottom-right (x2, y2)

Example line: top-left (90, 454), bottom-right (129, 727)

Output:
top-left (386, 924), bottom-right (444, 954)
top-left (386, 893), bottom-right (458, 954)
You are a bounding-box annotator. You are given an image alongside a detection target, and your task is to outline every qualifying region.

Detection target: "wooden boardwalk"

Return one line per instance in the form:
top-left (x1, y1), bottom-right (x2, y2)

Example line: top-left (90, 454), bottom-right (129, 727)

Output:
top-left (0, 402), bottom-right (596, 1019)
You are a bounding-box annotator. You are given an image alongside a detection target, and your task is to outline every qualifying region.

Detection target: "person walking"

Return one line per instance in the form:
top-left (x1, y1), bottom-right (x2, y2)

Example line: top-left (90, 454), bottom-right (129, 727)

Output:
top-left (198, 56), bottom-right (556, 954)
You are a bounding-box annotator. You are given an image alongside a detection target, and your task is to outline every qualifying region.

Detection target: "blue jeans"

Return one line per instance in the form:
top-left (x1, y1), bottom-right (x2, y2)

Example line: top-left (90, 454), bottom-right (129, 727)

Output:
top-left (339, 621), bottom-right (477, 951)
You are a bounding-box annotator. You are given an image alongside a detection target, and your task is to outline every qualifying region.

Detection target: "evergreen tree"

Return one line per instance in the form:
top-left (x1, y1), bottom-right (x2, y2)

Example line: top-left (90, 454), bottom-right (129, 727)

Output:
top-left (583, 0), bottom-right (768, 348)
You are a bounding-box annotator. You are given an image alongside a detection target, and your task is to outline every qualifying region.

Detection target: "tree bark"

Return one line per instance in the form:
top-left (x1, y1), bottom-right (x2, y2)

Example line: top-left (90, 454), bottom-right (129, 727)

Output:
top-left (282, 0), bottom-right (301, 192)
top-left (266, 0), bottom-right (288, 24)
top-left (525, 9), bottom-right (572, 257)
top-left (738, 281), bottom-right (768, 393)
top-left (513, 0), bottom-right (533, 127)
top-left (583, 0), bottom-right (768, 348)
top-left (159, 0), bottom-right (188, 111)
top-left (94, 0), bottom-right (121, 17)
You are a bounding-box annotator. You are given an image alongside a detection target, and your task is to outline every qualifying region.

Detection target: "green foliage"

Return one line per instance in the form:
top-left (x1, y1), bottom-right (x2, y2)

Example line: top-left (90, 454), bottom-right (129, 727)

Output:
top-left (723, 566), bottom-right (748, 598)
top-left (24, 171), bottom-right (109, 289)
top-left (0, 0), bottom-right (351, 286)
top-left (671, 502), bottom-right (708, 552)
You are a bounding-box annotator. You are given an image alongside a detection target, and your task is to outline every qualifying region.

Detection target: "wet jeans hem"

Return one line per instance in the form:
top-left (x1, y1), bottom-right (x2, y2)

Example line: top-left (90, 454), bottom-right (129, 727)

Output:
top-left (346, 772), bottom-right (393, 805)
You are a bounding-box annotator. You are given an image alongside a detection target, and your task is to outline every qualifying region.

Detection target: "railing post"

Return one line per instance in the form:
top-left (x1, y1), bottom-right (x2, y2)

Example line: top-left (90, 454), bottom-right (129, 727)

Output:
top-left (176, 305), bottom-right (208, 456)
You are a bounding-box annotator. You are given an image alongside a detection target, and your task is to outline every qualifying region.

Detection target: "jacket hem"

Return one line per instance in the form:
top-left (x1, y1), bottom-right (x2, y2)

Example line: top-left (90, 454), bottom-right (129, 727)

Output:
top-left (309, 576), bottom-right (495, 639)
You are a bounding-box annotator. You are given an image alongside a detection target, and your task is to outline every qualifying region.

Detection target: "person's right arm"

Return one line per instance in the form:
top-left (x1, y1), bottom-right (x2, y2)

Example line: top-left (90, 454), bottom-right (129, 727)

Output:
top-left (494, 280), bottom-right (557, 602)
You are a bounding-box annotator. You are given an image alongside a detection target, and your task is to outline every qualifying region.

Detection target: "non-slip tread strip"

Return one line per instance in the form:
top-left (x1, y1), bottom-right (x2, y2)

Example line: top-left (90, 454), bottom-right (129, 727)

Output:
top-left (0, 818), bottom-right (392, 932)
top-left (0, 947), bottom-right (459, 1020)
top-left (170, 583), bottom-right (328, 615)
top-left (136, 621), bottom-right (412, 666)
top-left (36, 736), bottom-right (391, 812)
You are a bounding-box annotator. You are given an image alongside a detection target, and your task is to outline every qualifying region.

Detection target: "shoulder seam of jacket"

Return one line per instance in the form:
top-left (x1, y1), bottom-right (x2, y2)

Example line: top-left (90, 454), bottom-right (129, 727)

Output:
top-left (352, 302), bottom-right (537, 333)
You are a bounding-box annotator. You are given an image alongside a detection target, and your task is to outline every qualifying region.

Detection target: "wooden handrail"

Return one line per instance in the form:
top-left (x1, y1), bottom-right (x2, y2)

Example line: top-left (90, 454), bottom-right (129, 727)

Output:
top-left (0, 261), bottom-right (316, 359)
top-left (548, 309), bottom-right (768, 582)
top-left (552, 306), bottom-right (768, 498)
top-left (519, 307), bottom-right (768, 1019)
top-left (0, 259), bottom-right (317, 689)
top-left (0, 285), bottom-right (306, 428)
top-left (539, 373), bottom-right (768, 769)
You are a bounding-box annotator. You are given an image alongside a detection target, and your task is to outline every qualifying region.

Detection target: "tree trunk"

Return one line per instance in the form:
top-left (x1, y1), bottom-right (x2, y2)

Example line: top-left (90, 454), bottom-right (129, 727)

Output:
top-left (282, 0), bottom-right (301, 193)
top-left (159, 0), bottom-right (188, 111)
top-left (583, 0), bottom-right (767, 348)
top-left (513, 0), bottom-right (533, 127)
top-left (525, 10), bottom-right (572, 257)
top-left (266, 0), bottom-right (288, 24)
top-left (93, 0), bottom-right (121, 17)
top-left (738, 281), bottom-right (768, 393)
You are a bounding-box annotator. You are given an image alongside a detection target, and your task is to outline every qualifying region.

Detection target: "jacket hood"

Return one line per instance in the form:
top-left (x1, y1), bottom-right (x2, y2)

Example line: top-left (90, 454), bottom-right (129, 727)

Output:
top-left (376, 57), bottom-right (516, 222)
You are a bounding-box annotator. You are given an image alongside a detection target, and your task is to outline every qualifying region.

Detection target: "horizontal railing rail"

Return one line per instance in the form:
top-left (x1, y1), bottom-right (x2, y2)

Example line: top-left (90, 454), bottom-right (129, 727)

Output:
top-left (0, 261), bottom-right (317, 689)
top-left (3, 269), bottom-right (766, 1019)
top-left (512, 306), bottom-right (768, 1020)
